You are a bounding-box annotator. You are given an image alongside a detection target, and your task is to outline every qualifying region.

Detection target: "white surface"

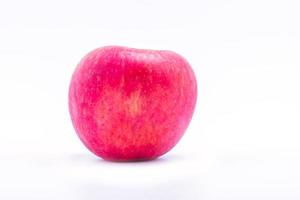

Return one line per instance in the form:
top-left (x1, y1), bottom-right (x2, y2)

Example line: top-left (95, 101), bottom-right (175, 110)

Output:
top-left (0, 0), bottom-right (300, 199)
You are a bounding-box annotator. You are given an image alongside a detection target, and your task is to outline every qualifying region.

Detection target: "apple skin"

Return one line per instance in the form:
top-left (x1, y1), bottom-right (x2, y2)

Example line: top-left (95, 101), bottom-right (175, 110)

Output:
top-left (69, 46), bottom-right (197, 161)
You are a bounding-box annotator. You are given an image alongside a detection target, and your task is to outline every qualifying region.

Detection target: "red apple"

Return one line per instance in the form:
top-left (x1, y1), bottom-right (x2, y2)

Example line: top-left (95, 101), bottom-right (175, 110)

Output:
top-left (69, 46), bottom-right (197, 161)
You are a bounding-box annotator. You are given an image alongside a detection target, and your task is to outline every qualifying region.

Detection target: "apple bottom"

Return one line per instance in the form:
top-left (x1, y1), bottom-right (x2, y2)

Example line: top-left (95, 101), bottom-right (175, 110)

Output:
top-left (73, 96), bottom-right (190, 162)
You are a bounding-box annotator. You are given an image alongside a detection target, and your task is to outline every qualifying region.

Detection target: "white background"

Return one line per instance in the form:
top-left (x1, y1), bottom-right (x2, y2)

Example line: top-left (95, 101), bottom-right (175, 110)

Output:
top-left (0, 0), bottom-right (300, 199)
